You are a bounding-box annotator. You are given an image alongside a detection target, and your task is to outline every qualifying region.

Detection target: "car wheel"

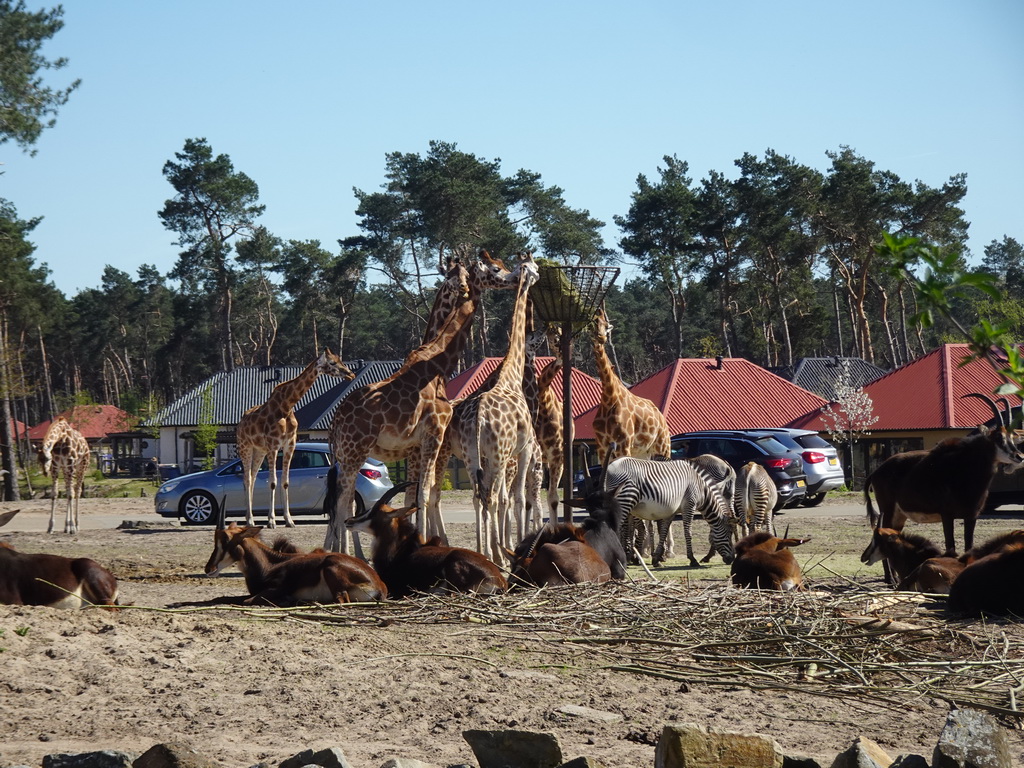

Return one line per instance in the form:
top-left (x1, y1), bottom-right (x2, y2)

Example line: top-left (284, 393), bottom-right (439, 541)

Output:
top-left (180, 491), bottom-right (218, 525)
top-left (801, 493), bottom-right (826, 507)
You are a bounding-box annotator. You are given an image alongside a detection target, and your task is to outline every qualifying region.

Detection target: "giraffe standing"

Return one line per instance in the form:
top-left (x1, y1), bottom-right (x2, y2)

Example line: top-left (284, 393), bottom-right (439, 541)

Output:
top-left (38, 417), bottom-right (91, 534)
top-left (236, 348), bottom-right (355, 528)
top-left (461, 254), bottom-right (541, 562)
top-left (325, 253), bottom-right (520, 553)
top-left (590, 306), bottom-right (674, 556)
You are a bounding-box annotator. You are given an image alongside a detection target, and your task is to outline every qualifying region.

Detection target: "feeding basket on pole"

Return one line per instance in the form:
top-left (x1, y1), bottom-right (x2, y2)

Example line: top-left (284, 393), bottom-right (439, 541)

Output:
top-left (530, 261), bottom-right (619, 521)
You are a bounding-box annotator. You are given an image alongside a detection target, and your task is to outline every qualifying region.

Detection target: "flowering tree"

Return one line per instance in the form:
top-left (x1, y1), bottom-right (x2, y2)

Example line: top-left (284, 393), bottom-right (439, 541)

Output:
top-left (820, 359), bottom-right (878, 488)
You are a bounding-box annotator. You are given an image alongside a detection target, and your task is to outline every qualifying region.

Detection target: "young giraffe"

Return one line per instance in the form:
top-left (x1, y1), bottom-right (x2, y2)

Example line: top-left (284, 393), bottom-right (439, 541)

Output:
top-left (461, 254), bottom-right (541, 563)
top-left (236, 348), bottom-right (355, 528)
top-left (325, 253), bottom-right (520, 554)
top-left (38, 417), bottom-right (91, 534)
top-left (590, 306), bottom-right (674, 557)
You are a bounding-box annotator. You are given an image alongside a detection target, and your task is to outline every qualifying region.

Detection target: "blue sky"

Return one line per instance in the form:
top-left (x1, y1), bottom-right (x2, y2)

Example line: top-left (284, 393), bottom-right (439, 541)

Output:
top-left (3, 0), bottom-right (1022, 297)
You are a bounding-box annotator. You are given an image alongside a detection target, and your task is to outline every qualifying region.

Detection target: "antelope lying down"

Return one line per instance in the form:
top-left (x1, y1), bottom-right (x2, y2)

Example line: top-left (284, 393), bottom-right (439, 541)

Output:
top-left (730, 531), bottom-right (809, 591)
top-left (508, 524), bottom-right (611, 587)
top-left (205, 523), bottom-right (386, 604)
top-left (0, 510), bottom-right (119, 609)
top-left (345, 482), bottom-right (507, 598)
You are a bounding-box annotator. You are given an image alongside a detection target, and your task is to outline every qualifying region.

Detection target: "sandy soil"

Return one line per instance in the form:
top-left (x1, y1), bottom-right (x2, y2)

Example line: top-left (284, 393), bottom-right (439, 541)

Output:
top-left (2, 496), bottom-right (1024, 768)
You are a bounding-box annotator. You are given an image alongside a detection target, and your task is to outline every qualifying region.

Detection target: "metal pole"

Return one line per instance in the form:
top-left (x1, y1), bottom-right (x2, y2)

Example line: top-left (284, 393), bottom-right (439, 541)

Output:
top-left (560, 318), bottom-right (574, 522)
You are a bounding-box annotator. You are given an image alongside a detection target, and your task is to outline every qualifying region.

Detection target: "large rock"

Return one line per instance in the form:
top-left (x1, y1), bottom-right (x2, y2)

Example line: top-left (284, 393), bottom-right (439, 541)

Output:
top-left (933, 708), bottom-right (1012, 768)
top-left (279, 748), bottom-right (354, 768)
top-left (654, 723), bottom-right (784, 768)
top-left (133, 743), bottom-right (218, 768)
top-left (828, 736), bottom-right (893, 768)
top-left (44, 752), bottom-right (137, 768)
top-left (463, 729), bottom-right (564, 768)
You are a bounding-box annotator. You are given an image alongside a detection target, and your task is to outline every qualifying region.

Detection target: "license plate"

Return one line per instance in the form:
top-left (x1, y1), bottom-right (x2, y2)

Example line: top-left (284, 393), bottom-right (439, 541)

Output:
top-left (828, 457), bottom-right (838, 466)
top-left (797, 480), bottom-right (805, 487)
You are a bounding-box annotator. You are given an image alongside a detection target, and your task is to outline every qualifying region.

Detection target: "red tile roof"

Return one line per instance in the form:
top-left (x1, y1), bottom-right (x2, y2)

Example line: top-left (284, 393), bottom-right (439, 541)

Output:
top-left (28, 405), bottom-right (134, 441)
top-left (445, 357), bottom-right (603, 419)
top-left (798, 344), bottom-right (1023, 431)
top-left (574, 357), bottom-right (828, 439)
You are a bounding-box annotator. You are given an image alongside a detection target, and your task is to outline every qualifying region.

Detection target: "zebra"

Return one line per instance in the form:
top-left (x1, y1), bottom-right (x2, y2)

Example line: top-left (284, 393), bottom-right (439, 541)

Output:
top-left (685, 454), bottom-right (743, 564)
top-left (735, 461), bottom-right (778, 537)
top-left (602, 456), bottom-right (735, 568)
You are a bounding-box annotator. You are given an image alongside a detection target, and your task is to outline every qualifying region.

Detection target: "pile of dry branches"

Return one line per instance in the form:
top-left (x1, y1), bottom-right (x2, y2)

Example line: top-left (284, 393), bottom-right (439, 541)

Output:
top-left (156, 580), bottom-right (1024, 721)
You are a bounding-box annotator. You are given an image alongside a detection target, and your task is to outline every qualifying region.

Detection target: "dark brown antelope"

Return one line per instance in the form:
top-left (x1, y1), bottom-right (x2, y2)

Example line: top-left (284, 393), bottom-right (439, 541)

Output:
top-left (948, 543), bottom-right (1024, 617)
top-left (860, 527), bottom-right (947, 586)
top-left (508, 524), bottom-right (612, 587)
top-left (730, 531), bottom-right (809, 591)
top-left (0, 511), bottom-right (119, 609)
top-left (345, 482), bottom-right (507, 598)
top-left (205, 523), bottom-right (386, 604)
top-left (864, 393), bottom-right (1023, 567)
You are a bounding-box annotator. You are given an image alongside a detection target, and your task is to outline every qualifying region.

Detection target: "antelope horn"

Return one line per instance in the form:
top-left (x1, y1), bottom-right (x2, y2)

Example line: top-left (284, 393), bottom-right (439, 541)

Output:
top-left (998, 397), bottom-right (1014, 429)
top-left (961, 392), bottom-right (1005, 428)
top-left (376, 481), bottom-right (418, 512)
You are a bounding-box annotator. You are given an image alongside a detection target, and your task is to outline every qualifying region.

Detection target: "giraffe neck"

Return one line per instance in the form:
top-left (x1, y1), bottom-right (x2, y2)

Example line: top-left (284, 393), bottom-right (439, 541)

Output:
top-left (267, 357), bottom-right (321, 413)
top-left (593, 334), bottom-right (625, 407)
top-left (395, 293), bottom-right (478, 387)
top-left (493, 272), bottom-right (532, 389)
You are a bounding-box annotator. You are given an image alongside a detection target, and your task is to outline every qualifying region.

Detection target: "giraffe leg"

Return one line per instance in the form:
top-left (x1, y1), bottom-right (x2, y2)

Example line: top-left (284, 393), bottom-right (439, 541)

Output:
top-left (64, 472), bottom-right (76, 535)
top-left (324, 462), bottom-right (363, 556)
top-left (418, 438), bottom-right (448, 544)
top-left (47, 476), bottom-right (58, 534)
top-left (239, 446), bottom-right (262, 527)
top-left (267, 449), bottom-right (281, 529)
top-left (281, 442), bottom-right (296, 528)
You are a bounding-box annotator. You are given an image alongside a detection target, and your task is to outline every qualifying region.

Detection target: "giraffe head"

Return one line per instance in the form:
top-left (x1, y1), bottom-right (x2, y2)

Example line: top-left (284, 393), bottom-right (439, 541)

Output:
top-left (525, 328), bottom-right (547, 359)
top-left (469, 250), bottom-right (517, 291)
top-left (317, 348), bottom-right (357, 381)
top-left (516, 251), bottom-right (540, 289)
top-left (592, 306), bottom-right (613, 346)
top-left (38, 445), bottom-right (53, 476)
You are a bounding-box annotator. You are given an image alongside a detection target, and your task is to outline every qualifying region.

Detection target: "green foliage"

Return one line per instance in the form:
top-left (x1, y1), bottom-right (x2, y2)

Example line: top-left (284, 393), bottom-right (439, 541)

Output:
top-left (0, 0), bottom-right (79, 154)
top-left (877, 233), bottom-right (1024, 409)
top-left (193, 385), bottom-right (218, 470)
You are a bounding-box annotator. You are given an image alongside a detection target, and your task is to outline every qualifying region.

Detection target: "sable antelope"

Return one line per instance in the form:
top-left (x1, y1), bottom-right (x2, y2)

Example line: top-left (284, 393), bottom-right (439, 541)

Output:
top-left (345, 482), bottom-right (507, 598)
top-left (562, 492), bottom-right (629, 579)
top-left (948, 543), bottom-right (1024, 617)
top-left (508, 524), bottom-right (611, 587)
top-left (860, 527), bottom-right (947, 586)
top-left (898, 556), bottom-right (966, 594)
top-left (602, 456), bottom-right (734, 568)
top-left (865, 393), bottom-right (1023, 563)
top-left (0, 511), bottom-right (119, 608)
top-left (205, 523), bottom-right (386, 604)
top-left (730, 531), bottom-right (809, 591)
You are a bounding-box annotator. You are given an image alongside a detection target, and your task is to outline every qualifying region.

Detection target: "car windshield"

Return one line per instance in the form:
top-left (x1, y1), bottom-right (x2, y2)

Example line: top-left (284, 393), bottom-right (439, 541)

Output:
top-left (751, 435), bottom-right (793, 454)
top-left (793, 434), bottom-right (832, 449)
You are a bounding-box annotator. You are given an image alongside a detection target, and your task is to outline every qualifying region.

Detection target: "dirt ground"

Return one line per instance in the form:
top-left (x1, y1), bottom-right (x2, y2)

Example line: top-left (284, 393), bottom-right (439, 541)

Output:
top-left (2, 496), bottom-right (1024, 768)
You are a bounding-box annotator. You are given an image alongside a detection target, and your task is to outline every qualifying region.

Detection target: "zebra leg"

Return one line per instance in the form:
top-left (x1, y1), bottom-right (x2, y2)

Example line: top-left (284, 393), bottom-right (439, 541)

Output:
top-left (682, 510), bottom-right (700, 568)
top-left (652, 518), bottom-right (673, 567)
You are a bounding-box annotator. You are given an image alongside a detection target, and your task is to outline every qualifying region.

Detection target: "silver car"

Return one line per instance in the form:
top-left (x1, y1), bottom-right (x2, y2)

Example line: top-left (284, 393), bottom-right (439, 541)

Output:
top-left (154, 442), bottom-right (393, 525)
top-left (756, 428), bottom-right (846, 506)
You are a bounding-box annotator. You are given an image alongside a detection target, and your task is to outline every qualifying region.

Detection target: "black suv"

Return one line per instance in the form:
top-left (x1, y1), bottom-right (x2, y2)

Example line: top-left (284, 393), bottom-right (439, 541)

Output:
top-left (670, 430), bottom-right (808, 509)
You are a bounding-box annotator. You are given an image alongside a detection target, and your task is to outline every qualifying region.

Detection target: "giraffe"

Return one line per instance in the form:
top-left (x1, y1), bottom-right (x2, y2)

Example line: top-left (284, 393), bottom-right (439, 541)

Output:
top-left (533, 323), bottom-right (568, 524)
top-left (37, 417), bottom-right (91, 534)
top-left (590, 305), bottom-right (674, 557)
top-left (236, 348), bottom-right (355, 528)
top-left (460, 254), bottom-right (541, 563)
top-left (325, 253), bottom-right (520, 553)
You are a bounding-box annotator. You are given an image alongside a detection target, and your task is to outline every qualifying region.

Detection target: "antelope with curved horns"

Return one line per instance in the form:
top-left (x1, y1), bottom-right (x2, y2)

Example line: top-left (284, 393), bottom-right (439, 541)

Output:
top-left (345, 481), bottom-right (507, 598)
top-left (864, 392), bottom-right (1023, 573)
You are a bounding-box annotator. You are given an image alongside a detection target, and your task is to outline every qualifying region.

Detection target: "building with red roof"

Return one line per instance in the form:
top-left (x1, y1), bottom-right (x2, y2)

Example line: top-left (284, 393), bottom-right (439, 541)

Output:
top-left (574, 356), bottom-right (828, 440)
top-left (28, 405), bottom-right (134, 443)
top-left (445, 356), bottom-right (603, 418)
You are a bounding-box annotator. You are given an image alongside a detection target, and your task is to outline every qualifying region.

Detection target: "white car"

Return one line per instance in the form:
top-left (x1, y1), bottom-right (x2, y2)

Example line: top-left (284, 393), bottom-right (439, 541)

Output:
top-left (756, 428), bottom-right (846, 506)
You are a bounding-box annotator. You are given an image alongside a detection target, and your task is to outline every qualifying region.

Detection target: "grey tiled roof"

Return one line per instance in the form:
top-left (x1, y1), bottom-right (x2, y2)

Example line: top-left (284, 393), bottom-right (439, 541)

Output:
top-left (147, 361), bottom-right (403, 428)
top-left (769, 357), bottom-right (888, 401)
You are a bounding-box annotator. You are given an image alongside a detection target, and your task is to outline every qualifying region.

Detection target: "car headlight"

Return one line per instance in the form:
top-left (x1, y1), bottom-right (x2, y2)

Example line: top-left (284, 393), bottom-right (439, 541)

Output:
top-left (158, 480), bottom-right (181, 495)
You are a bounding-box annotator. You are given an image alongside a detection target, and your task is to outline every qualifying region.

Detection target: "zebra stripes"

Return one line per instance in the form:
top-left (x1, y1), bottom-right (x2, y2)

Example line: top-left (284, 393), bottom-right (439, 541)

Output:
top-left (735, 461), bottom-right (778, 536)
top-left (603, 456), bottom-right (735, 567)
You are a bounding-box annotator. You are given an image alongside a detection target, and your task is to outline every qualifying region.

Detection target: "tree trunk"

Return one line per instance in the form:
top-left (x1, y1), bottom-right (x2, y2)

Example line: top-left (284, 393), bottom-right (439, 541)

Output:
top-left (0, 322), bottom-right (21, 501)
